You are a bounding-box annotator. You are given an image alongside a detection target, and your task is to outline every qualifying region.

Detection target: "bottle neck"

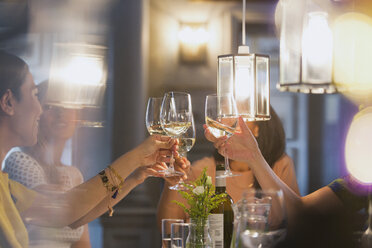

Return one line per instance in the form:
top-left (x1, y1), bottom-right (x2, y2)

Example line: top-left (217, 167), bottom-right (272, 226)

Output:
top-left (215, 169), bottom-right (226, 193)
top-left (215, 185), bottom-right (226, 194)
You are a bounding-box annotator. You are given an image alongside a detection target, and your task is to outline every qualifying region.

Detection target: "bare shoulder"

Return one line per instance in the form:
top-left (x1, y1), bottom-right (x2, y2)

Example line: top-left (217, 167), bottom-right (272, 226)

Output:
top-left (272, 154), bottom-right (294, 171)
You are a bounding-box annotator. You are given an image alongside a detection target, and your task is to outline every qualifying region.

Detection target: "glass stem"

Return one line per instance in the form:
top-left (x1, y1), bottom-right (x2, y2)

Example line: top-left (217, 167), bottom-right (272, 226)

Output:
top-left (169, 153), bottom-right (175, 172)
top-left (224, 156), bottom-right (230, 174)
top-left (224, 137), bottom-right (232, 174)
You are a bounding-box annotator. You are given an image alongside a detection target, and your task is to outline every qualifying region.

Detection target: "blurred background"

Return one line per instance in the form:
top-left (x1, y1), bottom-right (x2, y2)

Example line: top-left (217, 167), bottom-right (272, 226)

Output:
top-left (0, 0), bottom-right (358, 247)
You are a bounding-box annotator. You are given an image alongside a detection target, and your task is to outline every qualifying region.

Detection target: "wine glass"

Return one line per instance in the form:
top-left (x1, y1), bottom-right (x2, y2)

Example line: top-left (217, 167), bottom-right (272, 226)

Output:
top-left (146, 97), bottom-right (166, 135)
top-left (162, 219), bottom-right (184, 248)
top-left (160, 92), bottom-right (193, 177)
top-left (146, 97), bottom-right (171, 173)
top-left (205, 94), bottom-right (239, 178)
top-left (169, 114), bottom-right (196, 191)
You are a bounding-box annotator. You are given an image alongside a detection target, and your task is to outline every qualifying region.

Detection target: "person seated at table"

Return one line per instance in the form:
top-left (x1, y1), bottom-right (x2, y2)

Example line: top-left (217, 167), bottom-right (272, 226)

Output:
top-left (206, 116), bottom-right (368, 247)
top-left (0, 50), bottom-right (190, 248)
top-left (157, 106), bottom-right (300, 227)
top-left (3, 81), bottom-right (93, 247)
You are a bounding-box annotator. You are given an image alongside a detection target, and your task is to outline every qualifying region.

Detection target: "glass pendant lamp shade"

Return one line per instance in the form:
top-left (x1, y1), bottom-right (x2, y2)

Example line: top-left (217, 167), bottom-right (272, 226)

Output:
top-left (277, 0), bottom-right (336, 94)
top-left (218, 48), bottom-right (270, 121)
top-left (276, 0), bottom-right (372, 98)
top-left (217, 0), bottom-right (270, 121)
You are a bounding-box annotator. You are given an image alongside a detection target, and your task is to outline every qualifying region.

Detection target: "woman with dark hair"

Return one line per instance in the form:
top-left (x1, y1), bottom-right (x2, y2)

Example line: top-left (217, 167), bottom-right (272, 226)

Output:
top-left (4, 80), bottom-right (92, 248)
top-left (0, 51), bottom-right (189, 248)
top-left (157, 106), bottom-right (299, 225)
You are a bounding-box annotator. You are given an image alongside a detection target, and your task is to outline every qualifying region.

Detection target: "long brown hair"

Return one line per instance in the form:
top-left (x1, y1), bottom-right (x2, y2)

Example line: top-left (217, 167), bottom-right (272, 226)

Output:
top-left (253, 106), bottom-right (286, 188)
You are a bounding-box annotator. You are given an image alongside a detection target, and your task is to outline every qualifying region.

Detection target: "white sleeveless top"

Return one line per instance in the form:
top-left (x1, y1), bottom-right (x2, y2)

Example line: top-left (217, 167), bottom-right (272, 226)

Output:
top-left (4, 151), bottom-right (85, 248)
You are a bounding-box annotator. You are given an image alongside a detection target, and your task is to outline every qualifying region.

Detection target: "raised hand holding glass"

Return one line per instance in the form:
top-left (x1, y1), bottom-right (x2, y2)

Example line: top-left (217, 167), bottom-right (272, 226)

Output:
top-left (160, 92), bottom-right (192, 177)
top-left (205, 94), bottom-right (239, 178)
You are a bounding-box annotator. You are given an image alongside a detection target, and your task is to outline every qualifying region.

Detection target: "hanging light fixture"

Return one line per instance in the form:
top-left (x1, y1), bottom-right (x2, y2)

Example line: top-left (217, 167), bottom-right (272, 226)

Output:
top-left (276, 0), bottom-right (372, 97)
top-left (217, 0), bottom-right (270, 121)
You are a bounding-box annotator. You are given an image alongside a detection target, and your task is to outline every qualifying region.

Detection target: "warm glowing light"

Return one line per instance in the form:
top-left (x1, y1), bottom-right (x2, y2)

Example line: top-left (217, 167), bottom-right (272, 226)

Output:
top-left (57, 56), bottom-right (104, 86)
top-left (178, 25), bottom-right (209, 45)
top-left (178, 23), bottom-right (209, 63)
top-left (345, 107), bottom-right (372, 184)
top-left (334, 12), bottom-right (372, 102)
top-left (302, 12), bottom-right (333, 84)
top-left (235, 56), bottom-right (254, 117)
top-left (47, 44), bottom-right (107, 108)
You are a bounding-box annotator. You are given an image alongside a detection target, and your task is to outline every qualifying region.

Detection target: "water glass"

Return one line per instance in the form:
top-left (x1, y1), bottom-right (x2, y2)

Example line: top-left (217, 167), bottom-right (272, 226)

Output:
top-left (233, 189), bottom-right (286, 248)
top-left (171, 223), bottom-right (191, 248)
top-left (162, 219), bottom-right (184, 248)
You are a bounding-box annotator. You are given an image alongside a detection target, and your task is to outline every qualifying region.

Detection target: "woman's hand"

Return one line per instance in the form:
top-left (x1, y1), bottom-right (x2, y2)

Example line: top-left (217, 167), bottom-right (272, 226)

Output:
top-left (173, 155), bottom-right (191, 180)
top-left (204, 117), bottom-right (264, 166)
top-left (128, 163), bottom-right (169, 184)
top-left (134, 135), bottom-right (178, 167)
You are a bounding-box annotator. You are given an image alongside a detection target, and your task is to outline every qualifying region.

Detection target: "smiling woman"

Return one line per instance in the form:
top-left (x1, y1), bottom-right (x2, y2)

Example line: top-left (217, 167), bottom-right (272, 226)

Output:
top-left (4, 80), bottom-right (92, 248)
top-left (0, 51), bottom-right (189, 248)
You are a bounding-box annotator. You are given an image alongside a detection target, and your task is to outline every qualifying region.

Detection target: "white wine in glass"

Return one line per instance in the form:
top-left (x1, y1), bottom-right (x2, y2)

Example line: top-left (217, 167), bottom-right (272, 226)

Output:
top-left (178, 137), bottom-right (196, 155)
top-left (169, 114), bottom-right (196, 191)
top-left (162, 122), bottom-right (191, 137)
top-left (146, 97), bottom-right (167, 135)
top-left (160, 92), bottom-right (193, 177)
top-left (205, 116), bottom-right (237, 138)
top-left (205, 94), bottom-right (239, 178)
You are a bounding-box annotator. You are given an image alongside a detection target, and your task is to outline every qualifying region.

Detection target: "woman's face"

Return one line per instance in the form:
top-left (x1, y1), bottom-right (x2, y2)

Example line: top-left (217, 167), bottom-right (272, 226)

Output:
top-left (11, 72), bottom-right (43, 146)
top-left (39, 105), bottom-right (78, 141)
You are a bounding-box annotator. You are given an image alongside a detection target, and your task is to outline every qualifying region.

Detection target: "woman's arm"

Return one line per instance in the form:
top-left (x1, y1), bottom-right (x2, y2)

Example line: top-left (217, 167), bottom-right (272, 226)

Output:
top-left (21, 135), bottom-right (179, 227)
top-left (69, 163), bottom-right (170, 228)
top-left (272, 155), bottom-right (300, 195)
top-left (204, 117), bottom-right (342, 226)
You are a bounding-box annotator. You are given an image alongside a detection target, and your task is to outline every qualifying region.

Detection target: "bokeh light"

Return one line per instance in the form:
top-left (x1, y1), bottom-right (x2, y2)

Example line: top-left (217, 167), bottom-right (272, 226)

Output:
top-left (345, 107), bottom-right (372, 184)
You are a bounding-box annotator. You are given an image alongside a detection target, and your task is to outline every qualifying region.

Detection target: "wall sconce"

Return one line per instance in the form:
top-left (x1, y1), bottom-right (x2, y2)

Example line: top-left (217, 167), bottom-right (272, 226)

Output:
top-left (217, 0), bottom-right (270, 121)
top-left (178, 23), bottom-right (208, 64)
top-left (276, 0), bottom-right (372, 98)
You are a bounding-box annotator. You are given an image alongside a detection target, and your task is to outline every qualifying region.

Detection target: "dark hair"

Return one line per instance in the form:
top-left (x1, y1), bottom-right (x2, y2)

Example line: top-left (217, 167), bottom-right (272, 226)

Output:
top-left (256, 106), bottom-right (286, 168)
top-left (253, 106), bottom-right (286, 189)
top-left (0, 51), bottom-right (28, 101)
top-left (212, 105), bottom-right (286, 189)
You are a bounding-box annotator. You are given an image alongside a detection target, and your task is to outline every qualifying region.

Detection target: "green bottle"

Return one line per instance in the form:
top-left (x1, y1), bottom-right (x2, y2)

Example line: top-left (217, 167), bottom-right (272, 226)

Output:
top-left (209, 162), bottom-right (234, 248)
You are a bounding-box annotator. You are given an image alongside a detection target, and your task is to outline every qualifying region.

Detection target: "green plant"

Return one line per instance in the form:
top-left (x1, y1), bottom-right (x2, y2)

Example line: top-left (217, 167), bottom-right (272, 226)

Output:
top-left (173, 167), bottom-right (227, 221)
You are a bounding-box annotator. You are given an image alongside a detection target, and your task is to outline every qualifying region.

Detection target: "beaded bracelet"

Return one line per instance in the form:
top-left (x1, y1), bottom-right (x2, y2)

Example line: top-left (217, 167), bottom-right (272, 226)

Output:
top-left (98, 169), bottom-right (117, 193)
top-left (108, 166), bottom-right (125, 199)
top-left (98, 169), bottom-right (117, 216)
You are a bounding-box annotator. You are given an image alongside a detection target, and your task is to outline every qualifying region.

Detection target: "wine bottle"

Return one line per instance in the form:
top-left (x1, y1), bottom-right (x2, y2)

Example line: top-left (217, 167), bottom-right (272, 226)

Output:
top-left (209, 162), bottom-right (234, 248)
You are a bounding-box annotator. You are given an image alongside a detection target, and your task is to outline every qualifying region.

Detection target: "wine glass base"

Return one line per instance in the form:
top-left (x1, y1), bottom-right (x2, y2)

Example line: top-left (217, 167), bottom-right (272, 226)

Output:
top-left (169, 183), bottom-right (189, 191)
top-left (159, 169), bottom-right (185, 177)
top-left (215, 171), bottom-right (241, 179)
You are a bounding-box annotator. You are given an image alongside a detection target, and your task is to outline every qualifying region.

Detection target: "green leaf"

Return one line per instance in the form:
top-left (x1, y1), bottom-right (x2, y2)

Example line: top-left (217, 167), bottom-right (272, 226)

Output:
top-left (173, 167), bottom-right (228, 220)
